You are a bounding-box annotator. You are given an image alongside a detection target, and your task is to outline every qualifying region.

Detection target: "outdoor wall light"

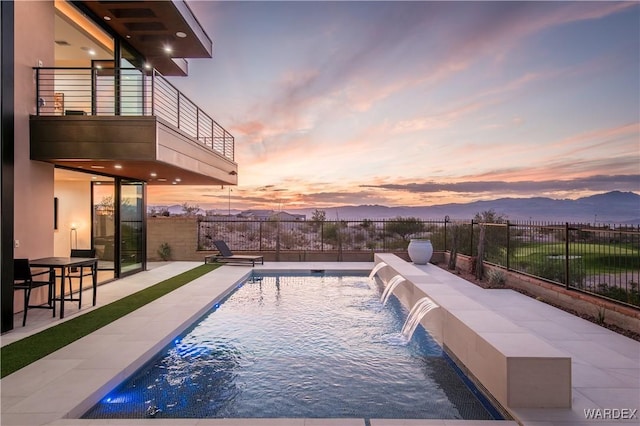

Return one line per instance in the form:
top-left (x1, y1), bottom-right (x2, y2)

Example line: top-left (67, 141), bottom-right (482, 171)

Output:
top-left (70, 223), bottom-right (78, 250)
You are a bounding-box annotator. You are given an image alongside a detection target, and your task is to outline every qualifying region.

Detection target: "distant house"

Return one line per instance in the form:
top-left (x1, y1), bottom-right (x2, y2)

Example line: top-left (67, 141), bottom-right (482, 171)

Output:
top-left (238, 210), bottom-right (306, 221)
top-left (274, 211), bottom-right (306, 221)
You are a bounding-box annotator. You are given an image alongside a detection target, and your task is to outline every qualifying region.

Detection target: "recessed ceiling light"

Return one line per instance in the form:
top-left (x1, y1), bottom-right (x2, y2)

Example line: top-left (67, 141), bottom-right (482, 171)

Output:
top-left (91, 176), bottom-right (97, 180)
top-left (114, 164), bottom-right (123, 169)
top-left (144, 63), bottom-right (152, 70)
top-left (164, 46), bottom-right (173, 54)
top-left (96, 182), bottom-right (102, 185)
top-left (90, 165), bottom-right (105, 169)
top-left (157, 178), bottom-right (167, 182)
top-left (175, 178), bottom-right (181, 182)
top-left (88, 49), bottom-right (96, 56)
top-left (126, 35), bottom-right (131, 39)
top-left (150, 172), bottom-right (157, 177)
top-left (104, 16), bottom-right (111, 21)
top-left (176, 31), bottom-right (187, 38)
top-left (172, 181), bottom-right (177, 185)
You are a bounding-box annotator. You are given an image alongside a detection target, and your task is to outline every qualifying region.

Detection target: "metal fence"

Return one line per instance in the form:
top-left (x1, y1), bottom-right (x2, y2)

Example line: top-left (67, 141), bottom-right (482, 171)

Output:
top-left (455, 221), bottom-right (640, 308)
top-left (34, 67), bottom-right (234, 161)
top-left (198, 218), bottom-right (444, 252)
top-left (198, 218), bottom-right (640, 308)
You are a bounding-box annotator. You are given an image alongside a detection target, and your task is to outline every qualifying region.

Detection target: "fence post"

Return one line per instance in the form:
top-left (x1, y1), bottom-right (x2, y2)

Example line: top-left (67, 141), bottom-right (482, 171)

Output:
top-left (470, 220), bottom-right (475, 256)
top-left (443, 216), bottom-right (448, 252)
top-left (565, 222), bottom-right (570, 289)
top-left (383, 220), bottom-right (387, 251)
top-left (321, 221), bottom-right (324, 252)
top-left (506, 221), bottom-right (511, 271)
top-left (259, 221), bottom-right (263, 251)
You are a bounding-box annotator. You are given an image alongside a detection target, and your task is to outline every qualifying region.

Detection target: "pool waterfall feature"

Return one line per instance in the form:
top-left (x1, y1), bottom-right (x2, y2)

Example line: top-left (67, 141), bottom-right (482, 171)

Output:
top-left (368, 261), bottom-right (388, 280)
top-left (401, 296), bottom-right (440, 341)
top-left (372, 253), bottom-right (572, 412)
top-left (379, 274), bottom-right (406, 306)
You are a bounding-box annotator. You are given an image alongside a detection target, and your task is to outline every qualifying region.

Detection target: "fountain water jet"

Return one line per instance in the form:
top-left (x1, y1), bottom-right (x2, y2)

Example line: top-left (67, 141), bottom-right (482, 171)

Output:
top-left (401, 297), bottom-right (439, 341)
top-left (380, 275), bottom-right (406, 306)
top-left (368, 262), bottom-right (388, 280)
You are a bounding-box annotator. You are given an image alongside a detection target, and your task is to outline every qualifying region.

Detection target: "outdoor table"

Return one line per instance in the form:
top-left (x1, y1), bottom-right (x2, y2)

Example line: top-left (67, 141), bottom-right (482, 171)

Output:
top-left (29, 257), bottom-right (98, 319)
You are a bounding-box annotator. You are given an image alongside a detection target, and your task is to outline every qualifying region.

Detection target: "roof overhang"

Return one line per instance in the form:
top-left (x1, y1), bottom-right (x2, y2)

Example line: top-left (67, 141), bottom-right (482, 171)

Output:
top-left (76, 1), bottom-right (212, 76)
top-left (30, 115), bottom-right (237, 186)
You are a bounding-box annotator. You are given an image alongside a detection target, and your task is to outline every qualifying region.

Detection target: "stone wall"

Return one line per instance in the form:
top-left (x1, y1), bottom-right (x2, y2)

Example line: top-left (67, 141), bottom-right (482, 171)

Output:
top-left (148, 217), bottom-right (200, 261)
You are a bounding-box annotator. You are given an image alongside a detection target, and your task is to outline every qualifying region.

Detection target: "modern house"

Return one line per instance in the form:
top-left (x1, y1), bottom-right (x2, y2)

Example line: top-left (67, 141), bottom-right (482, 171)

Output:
top-left (1, 0), bottom-right (237, 332)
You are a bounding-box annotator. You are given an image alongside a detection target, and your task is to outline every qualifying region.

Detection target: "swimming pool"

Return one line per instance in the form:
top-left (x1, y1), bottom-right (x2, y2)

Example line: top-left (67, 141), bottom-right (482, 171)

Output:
top-left (83, 272), bottom-right (501, 420)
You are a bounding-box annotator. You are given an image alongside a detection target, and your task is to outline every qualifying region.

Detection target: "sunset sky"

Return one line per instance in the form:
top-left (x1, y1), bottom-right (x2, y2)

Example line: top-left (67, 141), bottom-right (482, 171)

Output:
top-left (148, 1), bottom-right (640, 212)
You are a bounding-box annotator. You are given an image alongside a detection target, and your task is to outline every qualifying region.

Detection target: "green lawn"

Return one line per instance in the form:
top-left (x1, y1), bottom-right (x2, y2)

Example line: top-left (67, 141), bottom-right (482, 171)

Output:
top-left (1, 263), bottom-right (219, 378)
top-left (512, 242), bottom-right (640, 273)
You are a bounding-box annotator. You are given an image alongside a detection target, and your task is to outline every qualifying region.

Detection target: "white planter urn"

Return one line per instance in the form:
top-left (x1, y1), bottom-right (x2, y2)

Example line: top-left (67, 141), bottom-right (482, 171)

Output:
top-left (408, 239), bottom-right (433, 265)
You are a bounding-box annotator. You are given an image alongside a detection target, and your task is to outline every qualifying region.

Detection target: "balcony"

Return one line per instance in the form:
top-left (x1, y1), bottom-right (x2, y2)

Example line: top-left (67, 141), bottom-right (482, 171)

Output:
top-left (30, 67), bottom-right (237, 185)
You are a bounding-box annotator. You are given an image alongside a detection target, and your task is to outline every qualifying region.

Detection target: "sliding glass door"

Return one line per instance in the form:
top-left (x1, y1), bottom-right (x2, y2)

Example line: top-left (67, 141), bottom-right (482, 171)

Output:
top-left (120, 179), bottom-right (145, 275)
top-left (92, 180), bottom-right (116, 281)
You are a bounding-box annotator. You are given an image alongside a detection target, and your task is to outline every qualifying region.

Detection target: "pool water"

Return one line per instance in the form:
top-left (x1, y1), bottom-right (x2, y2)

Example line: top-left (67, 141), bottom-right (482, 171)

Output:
top-left (83, 273), bottom-right (500, 420)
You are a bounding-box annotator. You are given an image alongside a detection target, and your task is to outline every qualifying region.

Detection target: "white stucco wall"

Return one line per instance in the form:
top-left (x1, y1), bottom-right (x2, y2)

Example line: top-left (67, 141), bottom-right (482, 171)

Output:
top-left (13, 1), bottom-right (56, 312)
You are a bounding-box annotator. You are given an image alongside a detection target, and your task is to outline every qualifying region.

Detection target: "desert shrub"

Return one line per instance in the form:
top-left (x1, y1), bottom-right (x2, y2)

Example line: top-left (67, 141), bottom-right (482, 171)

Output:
top-left (486, 269), bottom-right (506, 287)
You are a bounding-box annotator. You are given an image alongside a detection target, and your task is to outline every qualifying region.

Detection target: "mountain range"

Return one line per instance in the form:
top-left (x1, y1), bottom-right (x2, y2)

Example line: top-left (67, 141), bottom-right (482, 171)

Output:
top-left (151, 191), bottom-right (640, 224)
top-left (287, 191), bottom-right (640, 223)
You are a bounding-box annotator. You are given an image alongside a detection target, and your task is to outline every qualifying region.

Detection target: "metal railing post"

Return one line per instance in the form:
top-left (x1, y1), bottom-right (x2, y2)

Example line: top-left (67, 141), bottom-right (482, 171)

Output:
top-left (151, 70), bottom-right (155, 116)
top-left (91, 68), bottom-right (97, 115)
top-left (176, 92), bottom-right (181, 129)
top-left (35, 68), bottom-right (40, 115)
top-left (565, 222), bottom-right (570, 289)
top-left (196, 108), bottom-right (200, 142)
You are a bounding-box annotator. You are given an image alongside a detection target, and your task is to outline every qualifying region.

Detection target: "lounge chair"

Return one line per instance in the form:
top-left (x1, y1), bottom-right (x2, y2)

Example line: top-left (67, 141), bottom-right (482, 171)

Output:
top-left (205, 240), bottom-right (264, 266)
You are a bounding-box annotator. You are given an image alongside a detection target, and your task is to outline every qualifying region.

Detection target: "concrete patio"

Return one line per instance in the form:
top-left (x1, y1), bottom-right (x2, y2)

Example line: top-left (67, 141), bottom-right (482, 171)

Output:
top-left (0, 260), bottom-right (638, 426)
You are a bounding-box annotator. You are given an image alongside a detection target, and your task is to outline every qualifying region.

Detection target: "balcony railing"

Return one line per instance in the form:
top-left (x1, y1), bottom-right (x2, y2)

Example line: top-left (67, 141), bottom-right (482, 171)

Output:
top-left (33, 67), bottom-right (234, 161)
